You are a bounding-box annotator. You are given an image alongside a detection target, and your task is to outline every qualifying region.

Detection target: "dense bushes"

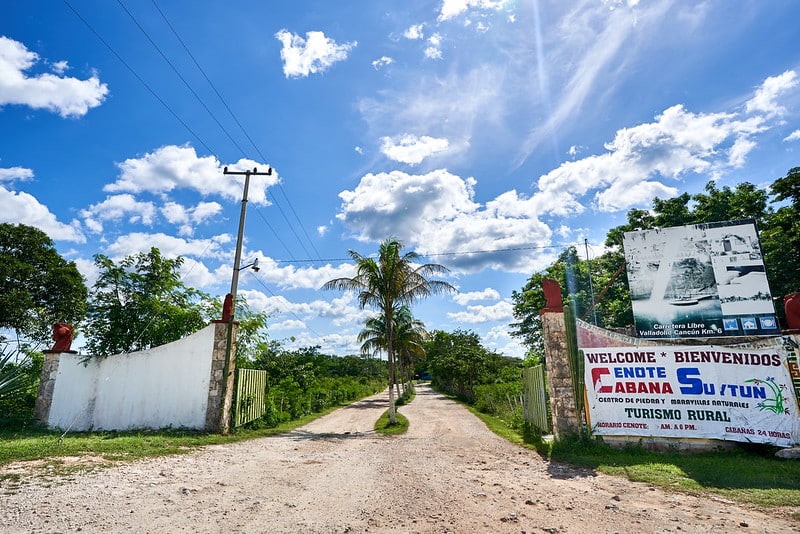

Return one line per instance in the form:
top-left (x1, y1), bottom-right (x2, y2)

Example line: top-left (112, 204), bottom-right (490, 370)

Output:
top-left (424, 329), bottom-right (532, 431)
top-left (0, 347), bottom-right (42, 428)
top-left (254, 376), bottom-right (385, 428)
top-left (241, 345), bottom-right (387, 429)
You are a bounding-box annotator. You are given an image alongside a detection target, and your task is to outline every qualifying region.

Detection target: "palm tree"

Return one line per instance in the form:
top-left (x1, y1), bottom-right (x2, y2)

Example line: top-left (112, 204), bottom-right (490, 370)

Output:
top-left (358, 306), bottom-right (429, 399)
top-left (0, 347), bottom-right (28, 399)
top-left (393, 306), bottom-right (428, 396)
top-left (358, 314), bottom-right (387, 359)
top-left (323, 239), bottom-right (455, 424)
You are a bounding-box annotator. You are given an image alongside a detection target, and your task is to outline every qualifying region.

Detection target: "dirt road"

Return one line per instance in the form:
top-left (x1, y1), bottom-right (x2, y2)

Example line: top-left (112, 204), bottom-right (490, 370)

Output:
top-left (2, 384), bottom-right (798, 533)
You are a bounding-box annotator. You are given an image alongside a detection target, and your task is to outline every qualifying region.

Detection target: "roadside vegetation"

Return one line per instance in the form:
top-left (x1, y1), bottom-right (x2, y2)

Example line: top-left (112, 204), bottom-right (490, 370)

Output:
top-left (465, 404), bottom-right (800, 511)
top-left (3, 165), bottom-right (800, 514)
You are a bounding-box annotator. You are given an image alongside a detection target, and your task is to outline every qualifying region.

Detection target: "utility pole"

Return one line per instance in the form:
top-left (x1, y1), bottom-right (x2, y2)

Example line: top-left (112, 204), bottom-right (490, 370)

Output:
top-left (218, 165), bottom-right (272, 434)
top-left (224, 166), bottom-right (272, 311)
top-left (585, 238), bottom-right (598, 325)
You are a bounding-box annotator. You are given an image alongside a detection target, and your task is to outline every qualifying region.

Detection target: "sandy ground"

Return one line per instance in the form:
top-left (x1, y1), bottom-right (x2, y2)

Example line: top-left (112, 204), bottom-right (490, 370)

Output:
top-left (2, 384), bottom-right (798, 533)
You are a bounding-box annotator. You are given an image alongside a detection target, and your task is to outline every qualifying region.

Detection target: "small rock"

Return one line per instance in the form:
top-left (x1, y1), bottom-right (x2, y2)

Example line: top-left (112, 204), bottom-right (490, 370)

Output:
top-left (775, 448), bottom-right (800, 459)
top-left (739, 522), bottom-right (749, 528)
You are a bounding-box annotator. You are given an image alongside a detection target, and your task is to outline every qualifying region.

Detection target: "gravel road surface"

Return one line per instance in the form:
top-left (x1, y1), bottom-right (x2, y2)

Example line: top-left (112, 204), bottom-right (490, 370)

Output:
top-left (2, 384), bottom-right (798, 533)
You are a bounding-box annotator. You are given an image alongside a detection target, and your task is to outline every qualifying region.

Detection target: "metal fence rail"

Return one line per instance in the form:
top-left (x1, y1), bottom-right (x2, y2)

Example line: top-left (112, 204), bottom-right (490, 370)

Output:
top-left (234, 368), bottom-right (268, 427)
top-left (522, 365), bottom-right (550, 433)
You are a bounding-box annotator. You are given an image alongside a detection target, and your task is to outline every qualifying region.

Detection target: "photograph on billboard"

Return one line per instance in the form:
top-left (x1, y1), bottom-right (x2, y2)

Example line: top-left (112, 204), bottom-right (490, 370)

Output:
top-left (622, 219), bottom-right (779, 339)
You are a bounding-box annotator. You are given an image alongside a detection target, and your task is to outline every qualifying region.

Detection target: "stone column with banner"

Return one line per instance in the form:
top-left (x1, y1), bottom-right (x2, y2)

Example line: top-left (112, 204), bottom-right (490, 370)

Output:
top-left (540, 279), bottom-right (581, 438)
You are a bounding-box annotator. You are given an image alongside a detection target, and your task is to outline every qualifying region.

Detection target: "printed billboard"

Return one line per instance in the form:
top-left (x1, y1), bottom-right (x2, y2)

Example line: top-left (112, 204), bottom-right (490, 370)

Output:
top-left (622, 219), bottom-right (779, 339)
top-left (583, 341), bottom-right (800, 447)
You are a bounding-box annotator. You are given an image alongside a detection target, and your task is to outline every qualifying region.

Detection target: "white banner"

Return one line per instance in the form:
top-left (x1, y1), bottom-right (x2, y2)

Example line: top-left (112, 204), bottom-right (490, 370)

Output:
top-left (583, 340), bottom-right (800, 447)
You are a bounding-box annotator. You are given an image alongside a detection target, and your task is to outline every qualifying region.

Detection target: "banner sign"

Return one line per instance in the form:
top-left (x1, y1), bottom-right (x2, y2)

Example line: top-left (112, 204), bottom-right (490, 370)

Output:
top-left (622, 219), bottom-right (779, 338)
top-left (583, 341), bottom-right (800, 447)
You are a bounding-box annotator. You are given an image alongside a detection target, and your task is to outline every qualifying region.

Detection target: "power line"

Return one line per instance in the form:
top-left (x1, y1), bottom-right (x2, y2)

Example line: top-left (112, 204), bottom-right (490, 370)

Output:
top-left (116, 0), bottom-right (249, 156)
top-left (271, 242), bottom-right (592, 264)
top-left (63, 0), bottom-right (215, 154)
top-left (150, 0), bottom-right (322, 261)
top-left (243, 270), bottom-right (326, 340)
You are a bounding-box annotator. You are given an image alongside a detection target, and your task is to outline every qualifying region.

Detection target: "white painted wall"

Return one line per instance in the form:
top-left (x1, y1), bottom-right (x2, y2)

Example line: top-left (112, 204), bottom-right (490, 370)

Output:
top-left (47, 324), bottom-right (216, 431)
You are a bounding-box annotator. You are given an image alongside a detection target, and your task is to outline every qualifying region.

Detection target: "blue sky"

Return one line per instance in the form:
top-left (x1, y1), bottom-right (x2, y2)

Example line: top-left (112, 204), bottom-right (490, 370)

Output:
top-left (2, 1), bottom-right (799, 358)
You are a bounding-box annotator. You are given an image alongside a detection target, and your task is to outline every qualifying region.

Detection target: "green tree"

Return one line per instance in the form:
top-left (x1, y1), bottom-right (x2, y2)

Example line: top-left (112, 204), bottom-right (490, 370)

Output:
top-left (0, 223), bottom-right (87, 346)
top-left (425, 329), bottom-right (501, 401)
top-left (323, 238), bottom-right (455, 424)
top-left (393, 306), bottom-right (429, 390)
top-left (510, 247), bottom-right (617, 362)
top-left (204, 295), bottom-right (269, 366)
top-left (761, 167), bottom-right (800, 309)
top-left (358, 306), bottom-right (428, 399)
top-left (85, 248), bottom-right (212, 356)
top-left (512, 177), bottom-right (785, 360)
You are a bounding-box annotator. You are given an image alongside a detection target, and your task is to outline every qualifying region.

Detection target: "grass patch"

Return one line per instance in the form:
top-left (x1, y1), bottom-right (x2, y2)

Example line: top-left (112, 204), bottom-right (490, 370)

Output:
top-left (446, 389), bottom-right (800, 510)
top-left (551, 436), bottom-right (800, 508)
top-left (374, 409), bottom-right (409, 435)
top-left (0, 402), bottom-right (353, 470)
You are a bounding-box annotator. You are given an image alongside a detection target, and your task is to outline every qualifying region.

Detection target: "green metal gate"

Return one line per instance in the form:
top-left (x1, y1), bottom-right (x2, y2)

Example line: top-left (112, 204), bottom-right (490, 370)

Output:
top-left (522, 364), bottom-right (550, 433)
top-left (234, 368), bottom-right (268, 427)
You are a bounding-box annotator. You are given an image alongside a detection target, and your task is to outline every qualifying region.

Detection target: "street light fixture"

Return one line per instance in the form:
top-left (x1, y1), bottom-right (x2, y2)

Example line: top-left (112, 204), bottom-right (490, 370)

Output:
top-left (239, 258), bottom-right (260, 273)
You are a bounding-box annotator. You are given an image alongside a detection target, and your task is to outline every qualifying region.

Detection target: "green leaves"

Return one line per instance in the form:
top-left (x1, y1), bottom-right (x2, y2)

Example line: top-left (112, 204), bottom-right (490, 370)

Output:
top-left (0, 224), bottom-right (88, 345)
top-left (85, 248), bottom-right (213, 357)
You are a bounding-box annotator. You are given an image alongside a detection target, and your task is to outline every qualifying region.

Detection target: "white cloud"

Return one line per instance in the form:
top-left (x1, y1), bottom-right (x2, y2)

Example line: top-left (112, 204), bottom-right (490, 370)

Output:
top-left (104, 232), bottom-right (230, 262)
top-left (745, 70), bottom-right (798, 117)
top-left (50, 60), bottom-right (68, 75)
top-left (357, 67), bottom-right (499, 157)
top-left (246, 256), bottom-right (357, 291)
top-left (452, 287), bottom-right (500, 305)
top-left (271, 319), bottom-right (307, 331)
top-left (0, 36), bottom-right (108, 117)
top-left (0, 187), bottom-right (84, 242)
top-left (336, 169), bottom-right (553, 273)
top-left (275, 30), bottom-right (356, 78)
top-left (372, 56), bottom-right (393, 69)
top-left (728, 137), bottom-right (756, 168)
top-left (425, 33), bottom-right (443, 59)
top-left (317, 225), bottom-right (328, 236)
top-left (73, 257), bottom-right (100, 288)
top-left (161, 200), bottom-right (222, 236)
top-left (240, 290), bottom-right (371, 328)
top-left (447, 300), bottom-right (514, 323)
top-left (532, 102), bottom-right (775, 214)
top-left (439, 0), bottom-right (506, 22)
top-left (483, 325), bottom-right (525, 358)
top-left (80, 194), bottom-right (157, 233)
top-left (380, 134), bottom-right (450, 165)
top-left (404, 24), bottom-right (424, 40)
top-left (785, 130), bottom-right (800, 142)
top-left (0, 166), bottom-right (33, 183)
top-left (104, 145), bottom-right (277, 205)
top-left (520, 1), bottom-right (673, 157)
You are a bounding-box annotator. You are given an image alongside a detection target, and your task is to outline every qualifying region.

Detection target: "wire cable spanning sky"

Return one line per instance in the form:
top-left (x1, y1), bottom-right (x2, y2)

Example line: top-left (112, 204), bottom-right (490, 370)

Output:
top-left (2, 1), bottom-right (800, 357)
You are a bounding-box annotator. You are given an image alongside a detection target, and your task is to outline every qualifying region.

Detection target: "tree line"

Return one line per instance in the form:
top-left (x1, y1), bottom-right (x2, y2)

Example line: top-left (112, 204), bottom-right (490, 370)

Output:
top-left (510, 167), bottom-right (800, 362)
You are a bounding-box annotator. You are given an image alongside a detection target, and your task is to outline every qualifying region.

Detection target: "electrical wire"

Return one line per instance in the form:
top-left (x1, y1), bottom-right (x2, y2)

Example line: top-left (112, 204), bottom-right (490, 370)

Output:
top-left (150, 0), bottom-right (322, 261)
top-left (63, 0), bottom-right (215, 154)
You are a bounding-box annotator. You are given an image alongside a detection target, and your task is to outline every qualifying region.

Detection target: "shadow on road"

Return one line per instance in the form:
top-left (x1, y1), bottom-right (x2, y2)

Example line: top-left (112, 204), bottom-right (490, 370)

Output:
top-left (287, 429), bottom-right (378, 441)
top-left (338, 397), bottom-right (388, 410)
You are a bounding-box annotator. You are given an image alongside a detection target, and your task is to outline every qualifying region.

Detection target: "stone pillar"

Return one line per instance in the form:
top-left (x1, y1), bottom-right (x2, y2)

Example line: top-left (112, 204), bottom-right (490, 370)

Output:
top-left (35, 351), bottom-right (63, 424)
top-left (205, 321), bottom-right (238, 433)
top-left (541, 280), bottom-right (581, 439)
